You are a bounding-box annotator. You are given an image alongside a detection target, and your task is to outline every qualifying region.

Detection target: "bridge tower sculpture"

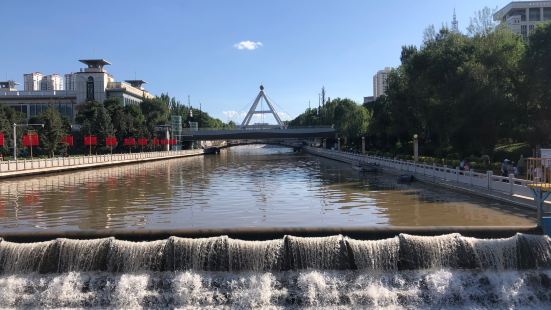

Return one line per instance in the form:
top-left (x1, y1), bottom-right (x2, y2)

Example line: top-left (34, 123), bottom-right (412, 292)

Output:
top-left (241, 85), bottom-right (286, 129)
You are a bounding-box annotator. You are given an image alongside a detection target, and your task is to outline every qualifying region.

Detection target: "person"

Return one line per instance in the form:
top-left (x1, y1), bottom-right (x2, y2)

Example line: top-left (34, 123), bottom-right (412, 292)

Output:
top-left (459, 160), bottom-right (465, 171)
top-left (501, 159), bottom-right (510, 177)
top-left (464, 161), bottom-right (470, 171)
top-left (512, 162), bottom-right (518, 177)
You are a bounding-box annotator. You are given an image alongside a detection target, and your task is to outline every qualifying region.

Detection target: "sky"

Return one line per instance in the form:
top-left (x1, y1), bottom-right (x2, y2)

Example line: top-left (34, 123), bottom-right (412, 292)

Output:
top-left (0, 0), bottom-right (511, 124)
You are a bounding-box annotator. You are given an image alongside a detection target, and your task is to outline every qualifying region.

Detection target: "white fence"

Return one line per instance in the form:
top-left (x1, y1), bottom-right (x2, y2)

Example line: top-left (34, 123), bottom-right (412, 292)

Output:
top-left (305, 147), bottom-right (537, 204)
top-left (0, 150), bottom-right (203, 174)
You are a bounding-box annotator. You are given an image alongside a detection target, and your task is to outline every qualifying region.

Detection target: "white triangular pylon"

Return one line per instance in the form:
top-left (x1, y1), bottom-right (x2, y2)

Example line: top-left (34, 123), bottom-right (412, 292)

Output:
top-left (241, 85), bottom-right (285, 129)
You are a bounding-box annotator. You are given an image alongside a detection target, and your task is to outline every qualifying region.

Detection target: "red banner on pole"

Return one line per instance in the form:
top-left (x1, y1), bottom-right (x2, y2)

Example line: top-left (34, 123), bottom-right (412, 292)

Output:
top-left (169, 138), bottom-right (177, 145)
top-left (23, 133), bottom-right (39, 147)
top-left (84, 135), bottom-right (97, 146)
top-left (138, 138), bottom-right (148, 146)
top-left (123, 137), bottom-right (136, 146)
top-left (160, 139), bottom-right (169, 145)
top-left (0, 132), bottom-right (4, 147)
top-left (153, 138), bottom-right (159, 145)
top-left (63, 135), bottom-right (74, 146)
top-left (106, 136), bottom-right (117, 146)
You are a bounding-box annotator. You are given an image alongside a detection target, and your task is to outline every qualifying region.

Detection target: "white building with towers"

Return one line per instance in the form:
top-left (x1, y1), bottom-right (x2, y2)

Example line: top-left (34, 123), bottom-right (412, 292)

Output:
top-left (0, 59), bottom-right (154, 123)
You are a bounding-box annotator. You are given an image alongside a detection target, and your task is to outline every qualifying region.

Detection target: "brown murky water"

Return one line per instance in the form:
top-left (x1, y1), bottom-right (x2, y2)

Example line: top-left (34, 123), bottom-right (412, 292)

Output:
top-left (0, 145), bottom-right (534, 231)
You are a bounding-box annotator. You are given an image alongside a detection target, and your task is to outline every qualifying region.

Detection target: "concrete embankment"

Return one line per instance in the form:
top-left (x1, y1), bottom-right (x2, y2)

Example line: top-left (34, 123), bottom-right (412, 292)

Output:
top-left (303, 146), bottom-right (539, 211)
top-left (0, 149), bottom-right (205, 179)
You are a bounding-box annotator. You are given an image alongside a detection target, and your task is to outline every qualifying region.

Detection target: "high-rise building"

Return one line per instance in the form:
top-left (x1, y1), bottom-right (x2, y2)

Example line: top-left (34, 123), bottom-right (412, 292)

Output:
top-left (23, 72), bottom-right (43, 91)
top-left (40, 74), bottom-right (63, 91)
top-left (64, 73), bottom-right (76, 91)
top-left (494, 1), bottom-right (551, 41)
top-left (373, 67), bottom-right (392, 98)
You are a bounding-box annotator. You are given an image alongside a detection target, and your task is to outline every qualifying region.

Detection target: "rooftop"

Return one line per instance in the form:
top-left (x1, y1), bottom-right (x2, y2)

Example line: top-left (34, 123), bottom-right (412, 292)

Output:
top-left (125, 80), bottom-right (147, 89)
top-left (78, 59), bottom-right (111, 68)
top-left (494, 1), bottom-right (551, 20)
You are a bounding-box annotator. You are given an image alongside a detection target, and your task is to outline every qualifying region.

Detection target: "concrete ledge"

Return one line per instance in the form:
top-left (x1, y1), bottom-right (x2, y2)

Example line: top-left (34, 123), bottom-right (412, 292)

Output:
top-left (0, 226), bottom-right (541, 242)
top-left (0, 150), bottom-right (204, 179)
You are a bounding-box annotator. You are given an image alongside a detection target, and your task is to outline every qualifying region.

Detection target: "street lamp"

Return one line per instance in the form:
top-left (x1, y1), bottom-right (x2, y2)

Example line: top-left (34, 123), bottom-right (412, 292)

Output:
top-left (413, 134), bottom-right (419, 162)
top-left (13, 123), bottom-right (44, 160)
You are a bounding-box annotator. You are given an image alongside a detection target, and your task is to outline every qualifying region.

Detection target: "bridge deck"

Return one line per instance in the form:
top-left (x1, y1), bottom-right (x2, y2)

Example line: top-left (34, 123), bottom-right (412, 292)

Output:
top-left (182, 127), bottom-right (336, 140)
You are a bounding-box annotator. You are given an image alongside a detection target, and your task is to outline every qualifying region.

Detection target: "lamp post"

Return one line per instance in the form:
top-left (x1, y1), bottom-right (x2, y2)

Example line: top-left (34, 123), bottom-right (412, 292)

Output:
top-left (361, 136), bottom-right (366, 154)
top-left (413, 134), bottom-right (419, 162)
top-left (13, 123), bottom-right (44, 161)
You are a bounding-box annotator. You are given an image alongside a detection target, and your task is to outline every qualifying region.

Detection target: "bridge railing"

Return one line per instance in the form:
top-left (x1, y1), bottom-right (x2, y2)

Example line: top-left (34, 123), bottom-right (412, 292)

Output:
top-left (305, 147), bottom-right (539, 205)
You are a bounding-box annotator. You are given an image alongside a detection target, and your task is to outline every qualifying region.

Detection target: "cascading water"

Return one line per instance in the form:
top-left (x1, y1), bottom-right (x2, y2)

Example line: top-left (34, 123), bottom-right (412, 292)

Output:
top-left (0, 233), bottom-right (551, 308)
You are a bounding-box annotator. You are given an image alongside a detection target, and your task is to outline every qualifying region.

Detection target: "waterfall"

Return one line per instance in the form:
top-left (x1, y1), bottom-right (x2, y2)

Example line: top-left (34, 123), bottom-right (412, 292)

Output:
top-left (0, 233), bottom-right (551, 308)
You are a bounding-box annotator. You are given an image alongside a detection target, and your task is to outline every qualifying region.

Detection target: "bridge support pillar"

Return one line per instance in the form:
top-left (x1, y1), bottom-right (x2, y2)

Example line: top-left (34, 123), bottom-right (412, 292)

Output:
top-left (361, 137), bottom-right (365, 154)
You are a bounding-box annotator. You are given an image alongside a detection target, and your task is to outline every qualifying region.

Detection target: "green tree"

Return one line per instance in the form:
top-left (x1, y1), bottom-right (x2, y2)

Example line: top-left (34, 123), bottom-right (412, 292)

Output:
top-left (0, 104), bottom-right (26, 157)
top-left (35, 106), bottom-right (66, 157)
top-left (522, 22), bottom-right (551, 146)
top-left (76, 101), bottom-right (114, 152)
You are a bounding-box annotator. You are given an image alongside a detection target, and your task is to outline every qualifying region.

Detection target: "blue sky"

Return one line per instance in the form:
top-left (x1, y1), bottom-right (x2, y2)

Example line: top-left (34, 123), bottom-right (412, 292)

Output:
top-left (1, 0), bottom-right (511, 123)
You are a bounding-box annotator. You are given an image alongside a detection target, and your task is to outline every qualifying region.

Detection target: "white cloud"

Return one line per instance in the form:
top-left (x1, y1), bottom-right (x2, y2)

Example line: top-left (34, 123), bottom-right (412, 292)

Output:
top-left (222, 111), bottom-right (247, 120)
top-left (233, 40), bottom-right (263, 50)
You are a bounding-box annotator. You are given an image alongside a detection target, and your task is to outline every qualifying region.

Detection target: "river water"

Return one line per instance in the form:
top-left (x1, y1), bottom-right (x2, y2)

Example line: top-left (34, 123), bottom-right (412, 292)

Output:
top-left (0, 145), bottom-right (534, 231)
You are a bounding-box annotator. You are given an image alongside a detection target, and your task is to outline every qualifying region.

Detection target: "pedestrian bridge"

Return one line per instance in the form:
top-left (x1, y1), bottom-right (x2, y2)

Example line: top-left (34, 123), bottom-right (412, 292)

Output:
top-left (180, 126), bottom-right (336, 141)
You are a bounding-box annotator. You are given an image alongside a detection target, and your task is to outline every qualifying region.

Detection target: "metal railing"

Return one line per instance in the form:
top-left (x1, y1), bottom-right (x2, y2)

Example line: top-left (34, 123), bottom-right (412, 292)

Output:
top-left (305, 147), bottom-right (538, 204)
top-left (0, 150), bottom-right (203, 174)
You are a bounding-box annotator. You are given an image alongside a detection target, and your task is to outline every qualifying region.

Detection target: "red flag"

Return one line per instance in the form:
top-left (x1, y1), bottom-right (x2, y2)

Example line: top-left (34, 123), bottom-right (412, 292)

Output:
top-left (0, 132), bottom-right (4, 147)
top-left (63, 135), bottom-right (74, 146)
top-left (84, 135), bottom-right (97, 146)
top-left (160, 139), bottom-right (168, 145)
top-left (153, 138), bottom-right (159, 145)
top-left (138, 138), bottom-right (148, 146)
top-left (123, 137), bottom-right (136, 146)
top-left (23, 133), bottom-right (39, 147)
top-left (106, 136), bottom-right (117, 146)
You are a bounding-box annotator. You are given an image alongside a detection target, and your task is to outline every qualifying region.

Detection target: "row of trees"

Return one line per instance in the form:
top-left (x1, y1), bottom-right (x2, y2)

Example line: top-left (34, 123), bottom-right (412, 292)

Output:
top-left (0, 94), bottom-right (228, 157)
top-left (288, 98), bottom-right (370, 147)
top-left (291, 13), bottom-right (551, 161)
top-left (367, 21), bottom-right (551, 159)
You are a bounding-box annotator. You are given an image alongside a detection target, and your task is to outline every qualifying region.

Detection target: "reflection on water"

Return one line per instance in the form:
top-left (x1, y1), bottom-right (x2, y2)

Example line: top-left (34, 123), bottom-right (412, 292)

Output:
top-left (0, 145), bottom-right (534, 231)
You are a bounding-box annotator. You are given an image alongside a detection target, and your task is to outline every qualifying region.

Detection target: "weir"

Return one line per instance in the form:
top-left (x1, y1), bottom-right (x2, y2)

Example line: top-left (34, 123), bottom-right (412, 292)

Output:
top-left (1, 234), bottom-right (551, 308)
top-left (1, 233), bottom-right (550, 273)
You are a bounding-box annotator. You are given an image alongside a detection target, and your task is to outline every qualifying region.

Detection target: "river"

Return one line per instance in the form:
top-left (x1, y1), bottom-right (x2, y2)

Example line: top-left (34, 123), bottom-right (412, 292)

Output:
top-left (0, 145), bottom-right (534, 231)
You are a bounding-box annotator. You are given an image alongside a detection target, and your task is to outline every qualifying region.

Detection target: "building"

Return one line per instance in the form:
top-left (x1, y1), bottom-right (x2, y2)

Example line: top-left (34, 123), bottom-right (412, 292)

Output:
top-left (23, 72), bottom-right (43, 91)
top-left (64, 73), bottom-right (76, 91)
top-left (0, 59), bottom-right (154, 123)
top-left (494, 1), bottom-right (551, 40)
top-left (40, 74), bottom-right (63, 91)
top-left (363, 96), bottom-right (375, 104)
top-left (373, 67), bottom-right (392, 98)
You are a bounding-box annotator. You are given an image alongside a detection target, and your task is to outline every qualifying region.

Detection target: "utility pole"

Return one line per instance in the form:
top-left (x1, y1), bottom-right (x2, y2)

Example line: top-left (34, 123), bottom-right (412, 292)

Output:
top-left (321, 86), bottom-right (326, 106)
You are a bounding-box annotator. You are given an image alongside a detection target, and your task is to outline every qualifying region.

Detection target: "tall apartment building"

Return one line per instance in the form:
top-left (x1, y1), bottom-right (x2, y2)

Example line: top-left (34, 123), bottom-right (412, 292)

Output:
top-left (40, 74), bottom-right (63, 91)
top-left (23, 72), bottom-right (43, 91)
top-left (494, 1), bottom-right (551, 40)
top-left (64, 73), bottom-right (76, 91)
top-left (373, 67), bottom-right (392, 98)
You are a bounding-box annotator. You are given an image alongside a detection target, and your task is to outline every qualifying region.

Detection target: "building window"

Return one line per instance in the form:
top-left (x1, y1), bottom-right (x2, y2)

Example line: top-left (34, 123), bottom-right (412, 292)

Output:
top-left (510, 9), bottom-right (526, 21)
top-left (544, 8), bottom-right (551, 20)
top-left (529, 8), bottom-right (541, 21)
top-left (86, 76), bottom-right (94, 101)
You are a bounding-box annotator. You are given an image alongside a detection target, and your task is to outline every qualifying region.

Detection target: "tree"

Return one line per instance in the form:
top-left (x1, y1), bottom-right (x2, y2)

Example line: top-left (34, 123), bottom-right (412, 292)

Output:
top-left (522, 22), bottom-right (551, 146)
top-left (35, 106), bottom-right (66, 157)
top-left (0, 104), bottom-right (26, 156)
top-left (76, 101), bottom-right (114, 152)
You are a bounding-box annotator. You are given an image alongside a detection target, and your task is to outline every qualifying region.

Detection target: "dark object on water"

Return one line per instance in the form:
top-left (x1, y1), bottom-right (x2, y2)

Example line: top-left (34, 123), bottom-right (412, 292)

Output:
top-left (204, 147), bottom-right (220, 154)
top-left (398, 174), bottom-right (415, 183)
top-left (355, 162), bottom-right (378, 173)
